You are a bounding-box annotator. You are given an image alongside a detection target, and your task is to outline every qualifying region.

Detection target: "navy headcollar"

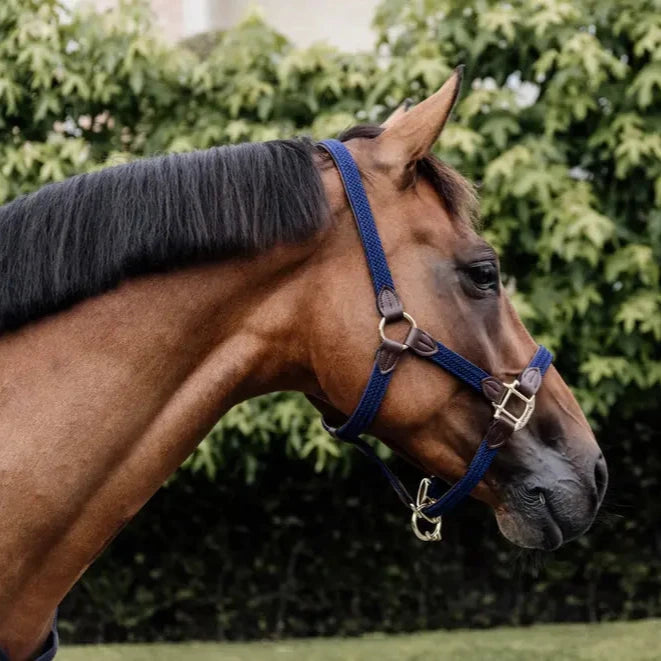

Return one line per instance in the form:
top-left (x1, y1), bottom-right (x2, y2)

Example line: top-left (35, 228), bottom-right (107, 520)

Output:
top-left (319, 138), bottom-right (552, 541)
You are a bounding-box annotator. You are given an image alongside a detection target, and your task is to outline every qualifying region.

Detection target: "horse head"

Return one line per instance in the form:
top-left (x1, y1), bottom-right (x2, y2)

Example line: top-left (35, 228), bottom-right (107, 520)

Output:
top-left (308, 70), bottom-right (607, 550)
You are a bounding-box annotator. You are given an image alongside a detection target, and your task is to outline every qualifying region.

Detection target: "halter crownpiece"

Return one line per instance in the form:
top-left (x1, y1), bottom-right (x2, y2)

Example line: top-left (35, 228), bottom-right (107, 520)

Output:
top-left (319, 138), bottom-right (553, 542)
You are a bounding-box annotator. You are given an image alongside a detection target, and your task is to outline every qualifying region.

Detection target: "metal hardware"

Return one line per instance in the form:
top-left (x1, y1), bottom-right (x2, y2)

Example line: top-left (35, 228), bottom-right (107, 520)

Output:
top-left (492, 379), bottom-right (536, 431)
top-left (378, 311), bottom-right (417, 351)
top-left (321, 418), bottom-right (339, 439)
top-left (410, 477), bottom-right (442, 542)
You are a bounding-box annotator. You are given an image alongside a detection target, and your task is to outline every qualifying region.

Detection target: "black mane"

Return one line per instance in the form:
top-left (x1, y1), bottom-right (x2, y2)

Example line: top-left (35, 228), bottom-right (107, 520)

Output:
top-left (0, 127), bottom-right (475, 335)
top-left (0, 139), bottom-right (327, 334)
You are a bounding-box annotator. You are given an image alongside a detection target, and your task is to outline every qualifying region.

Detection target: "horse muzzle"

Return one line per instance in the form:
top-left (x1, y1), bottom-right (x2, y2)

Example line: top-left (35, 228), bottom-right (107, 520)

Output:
top-left (494, 444), bottom-right (608, 550)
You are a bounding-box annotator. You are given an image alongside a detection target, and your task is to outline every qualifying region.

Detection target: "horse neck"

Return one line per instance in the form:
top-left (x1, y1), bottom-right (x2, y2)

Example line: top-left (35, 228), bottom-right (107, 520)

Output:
top-left (0, 239), bottom-right (321, 658)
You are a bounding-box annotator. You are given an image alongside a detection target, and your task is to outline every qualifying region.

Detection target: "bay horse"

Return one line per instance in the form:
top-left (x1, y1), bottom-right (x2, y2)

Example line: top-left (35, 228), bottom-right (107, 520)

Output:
top-left (0, 70), bottom-right (606, 660)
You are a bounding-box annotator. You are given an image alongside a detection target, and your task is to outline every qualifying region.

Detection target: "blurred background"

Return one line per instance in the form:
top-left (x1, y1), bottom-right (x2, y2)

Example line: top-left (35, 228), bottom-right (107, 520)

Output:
top-left (68, 0), bottom-right (381, 50)
top-left (1, 0), bottom-right (660, 656)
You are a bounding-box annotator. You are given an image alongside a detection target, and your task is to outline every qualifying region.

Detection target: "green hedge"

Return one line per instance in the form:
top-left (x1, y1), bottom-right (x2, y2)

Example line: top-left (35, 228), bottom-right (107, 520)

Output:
top-left (1, 0), bottom-right (659, 641)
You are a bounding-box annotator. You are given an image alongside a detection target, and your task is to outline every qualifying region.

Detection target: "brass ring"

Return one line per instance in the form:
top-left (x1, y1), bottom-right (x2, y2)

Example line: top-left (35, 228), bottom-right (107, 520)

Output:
top-left (378, 311), bottom-right (417, 343)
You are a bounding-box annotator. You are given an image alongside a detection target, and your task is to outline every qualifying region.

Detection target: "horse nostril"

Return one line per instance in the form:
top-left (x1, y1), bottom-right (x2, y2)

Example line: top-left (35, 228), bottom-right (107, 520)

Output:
top-left (594, 453), bottom-right (608, 505)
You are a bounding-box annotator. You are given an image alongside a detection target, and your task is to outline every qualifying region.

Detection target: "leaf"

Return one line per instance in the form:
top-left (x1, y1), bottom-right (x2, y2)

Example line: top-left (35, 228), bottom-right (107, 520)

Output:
top-left (439, 125), bottom-right (484, 157)
top-left (580, 355), bottom-right (633, 386)
top-left (478, 5), bottom-right (520, 43)
top-left (480, 115), bottom-right (521, 150)
top-left (615, 291), bottom-right (661, 339)
top-left (628, 62), bottom-right (661, 109)
top-left (605, 245), bottom-right (659, 286)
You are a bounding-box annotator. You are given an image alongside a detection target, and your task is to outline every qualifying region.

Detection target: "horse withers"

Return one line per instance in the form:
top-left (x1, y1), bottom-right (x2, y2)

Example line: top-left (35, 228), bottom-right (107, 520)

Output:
top-left (0, 70), bottom-right (607, 659)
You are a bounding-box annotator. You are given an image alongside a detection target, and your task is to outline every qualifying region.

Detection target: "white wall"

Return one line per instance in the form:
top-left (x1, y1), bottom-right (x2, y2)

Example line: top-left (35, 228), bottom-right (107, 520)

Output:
top-left (210, 0), bottom-right (379, 51)
top-left (72, 0), bottom-right (379, 51)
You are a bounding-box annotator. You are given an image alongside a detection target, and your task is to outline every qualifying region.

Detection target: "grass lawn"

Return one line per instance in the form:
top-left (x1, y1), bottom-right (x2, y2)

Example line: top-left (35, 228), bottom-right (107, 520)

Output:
top-left (60, 619), bottom-right (661, 660)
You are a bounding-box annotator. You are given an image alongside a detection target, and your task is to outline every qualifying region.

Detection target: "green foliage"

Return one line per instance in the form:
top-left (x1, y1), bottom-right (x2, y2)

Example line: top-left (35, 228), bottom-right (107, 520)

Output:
top-left (183, 394), bottom-right (351, 480)
top-left (1, 0), bottom-right (660, 641)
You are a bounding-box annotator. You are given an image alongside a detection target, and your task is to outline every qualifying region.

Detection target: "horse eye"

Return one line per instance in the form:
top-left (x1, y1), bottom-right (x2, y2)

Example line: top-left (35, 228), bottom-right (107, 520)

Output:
top-left (466, 262), bottom-right (499, 291)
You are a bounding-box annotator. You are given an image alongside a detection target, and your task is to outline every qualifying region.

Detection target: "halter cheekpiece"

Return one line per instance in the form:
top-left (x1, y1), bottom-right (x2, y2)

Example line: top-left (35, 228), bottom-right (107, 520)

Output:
top-left (319, 138), bottom-right (553, 542)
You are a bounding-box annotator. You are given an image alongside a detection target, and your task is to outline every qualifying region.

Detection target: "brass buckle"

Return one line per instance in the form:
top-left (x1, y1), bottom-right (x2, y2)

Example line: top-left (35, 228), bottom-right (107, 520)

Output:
top-left (492, 379), bottom-right (536, 431)
top-left (410, 478), bottom-right (442, 542)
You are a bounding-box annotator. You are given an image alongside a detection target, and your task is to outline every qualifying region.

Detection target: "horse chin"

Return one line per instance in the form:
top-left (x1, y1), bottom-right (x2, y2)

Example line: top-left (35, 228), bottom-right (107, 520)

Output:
top-left (494, 507), bottom-right (565, 551)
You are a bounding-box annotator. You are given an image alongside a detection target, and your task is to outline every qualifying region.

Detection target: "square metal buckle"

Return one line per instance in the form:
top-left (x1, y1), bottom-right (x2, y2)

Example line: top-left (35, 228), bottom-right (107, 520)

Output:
top-left (492, 379), bottom-right (535, 431)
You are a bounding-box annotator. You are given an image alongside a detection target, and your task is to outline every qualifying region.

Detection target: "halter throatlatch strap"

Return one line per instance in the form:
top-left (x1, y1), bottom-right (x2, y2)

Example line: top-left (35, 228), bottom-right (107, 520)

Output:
top-left (319, 138), bottom-right (553, 542)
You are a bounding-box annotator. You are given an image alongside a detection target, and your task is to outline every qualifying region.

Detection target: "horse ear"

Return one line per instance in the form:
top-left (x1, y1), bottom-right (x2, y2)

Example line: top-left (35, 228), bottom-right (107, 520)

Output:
top-left (381, 98), bottom-right (413, 127)
top-left (376, 66), bottom-right (463, 165)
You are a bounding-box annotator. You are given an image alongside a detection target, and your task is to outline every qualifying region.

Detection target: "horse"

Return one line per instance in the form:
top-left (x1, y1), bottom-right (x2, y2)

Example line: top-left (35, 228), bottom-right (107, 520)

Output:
top-left (0, 70), bottom-right (607, 660)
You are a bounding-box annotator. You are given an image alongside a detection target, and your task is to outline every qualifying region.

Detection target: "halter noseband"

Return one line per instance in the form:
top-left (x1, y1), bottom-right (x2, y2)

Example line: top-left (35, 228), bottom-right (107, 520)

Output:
top-left (319, 139), bottom-right (553, 542)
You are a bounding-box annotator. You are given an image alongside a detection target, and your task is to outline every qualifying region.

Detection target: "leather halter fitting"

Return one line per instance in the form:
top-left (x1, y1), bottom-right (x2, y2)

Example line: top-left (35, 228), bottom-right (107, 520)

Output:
top-left (319, 138), bottom-right (553, 542)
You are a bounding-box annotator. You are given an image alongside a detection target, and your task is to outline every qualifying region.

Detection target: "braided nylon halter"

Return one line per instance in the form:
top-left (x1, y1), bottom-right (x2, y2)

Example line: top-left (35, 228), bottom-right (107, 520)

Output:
top-left (319, 138), bottom-right (553, 541)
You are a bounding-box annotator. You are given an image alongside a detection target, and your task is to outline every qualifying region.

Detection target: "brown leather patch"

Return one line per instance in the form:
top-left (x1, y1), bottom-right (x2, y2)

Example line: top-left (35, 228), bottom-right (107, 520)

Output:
top-left (518, 367), bottom-right (542, 397)
top-left (380, 337), bottom-right (407, 353)
top-left (377, 286), bottom-right (404, 322)
top-left (481, 376), bottom-right (505, 404)
top-left (405, 327), bottom-right (438, 357)
top-left (376, 346), bottom-right (400, 374)
top-left (485, 417), bottom-right (515, 449)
